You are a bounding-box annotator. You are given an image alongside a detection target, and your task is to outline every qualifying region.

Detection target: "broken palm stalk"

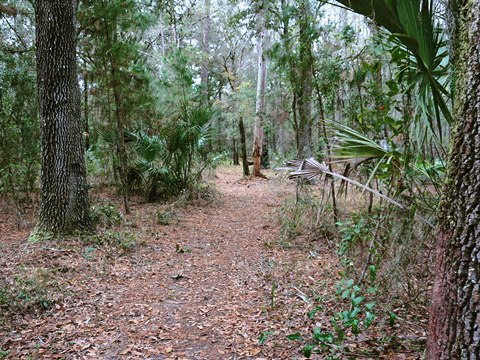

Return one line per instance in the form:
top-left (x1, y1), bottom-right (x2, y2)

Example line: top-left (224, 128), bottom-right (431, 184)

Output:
top-left (277, 157), bottom-right (434, 228)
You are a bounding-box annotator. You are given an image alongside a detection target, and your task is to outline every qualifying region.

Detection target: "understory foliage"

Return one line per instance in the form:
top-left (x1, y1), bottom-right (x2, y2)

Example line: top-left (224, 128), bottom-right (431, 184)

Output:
top-left (130, 107), bottom-right (215, 200)
top-left (0, 7), bottom-right (38, 204)
top-left (0, 267), bottom-right (61, 323)
top-left (274, 0), bottom-right (448, 356)
top-left (276, 184), bottom-right (433, 358)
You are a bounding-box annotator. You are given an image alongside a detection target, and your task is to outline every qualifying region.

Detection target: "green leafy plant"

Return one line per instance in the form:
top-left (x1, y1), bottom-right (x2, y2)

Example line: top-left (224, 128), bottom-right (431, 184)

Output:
top-left (175, 244), bottom-right (191, 253)
top-left (82, 246), bottom-right (96, 260)
top-left (86, 230), bottom-right (137, 254)
top-left (131, 107), bottom-right (216, 200)
top-left (0, 267), bottom-right (60, 320)
top-left (336, 0), bottom-right (451, 126)
top-left (287, 217), bottom-right (381, 359)
top-left (90, 202), bottom-right (122, 228)
top-left (258, 331), bottom-right (273, 345)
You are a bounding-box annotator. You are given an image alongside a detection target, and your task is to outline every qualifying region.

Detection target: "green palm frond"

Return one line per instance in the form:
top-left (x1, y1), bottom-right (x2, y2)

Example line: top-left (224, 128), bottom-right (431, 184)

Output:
top-left (337, 0), bottom-right (451, 128)
top-left (187, 107), bottom-right (215, 127)
top-left (329, 123), bottom-right (403, 189)
top-left (131, 130), bottom-right (166, 163)
top-left (332, 123), bottom-right (399, 160)
top-left (130, 106), bottom-right (214, 200)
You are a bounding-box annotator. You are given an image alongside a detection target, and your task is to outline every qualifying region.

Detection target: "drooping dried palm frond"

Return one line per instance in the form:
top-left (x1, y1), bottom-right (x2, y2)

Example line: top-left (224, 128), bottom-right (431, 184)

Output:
top-left (277, 157), bottom-right (434, 228)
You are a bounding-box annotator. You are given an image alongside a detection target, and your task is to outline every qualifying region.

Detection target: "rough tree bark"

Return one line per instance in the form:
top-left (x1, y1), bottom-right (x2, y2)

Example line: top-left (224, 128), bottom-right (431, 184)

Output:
top-left (252, 9), bottom-right (267, 177)
top-left (427, 0), bottom-right (480, 358)
top-left (34, 0), bottom-right (91, 236)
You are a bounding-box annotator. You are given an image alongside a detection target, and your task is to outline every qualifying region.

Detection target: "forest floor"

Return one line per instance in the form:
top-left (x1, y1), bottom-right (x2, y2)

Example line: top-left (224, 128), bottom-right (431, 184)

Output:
top-left (0, 166), bottom-right (427, 359)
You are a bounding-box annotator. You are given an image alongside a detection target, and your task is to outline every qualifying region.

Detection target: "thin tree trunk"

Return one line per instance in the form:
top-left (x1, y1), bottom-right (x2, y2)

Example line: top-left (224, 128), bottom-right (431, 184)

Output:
top-left (292, 93), bottom-right (299, 151)
top-left (104, 19), bottom-right (129, 214)
top-left (84, 70), bottom-right (89, 150)
top-left (171, 12), bottom-right (178, 49)
top-left (111, 63), bottom-right (130, 215)
top-left (160, 23), bottom-right (166, 57)
top-left (261, 140), bottom-right (269, 169)
top-left (271, 93), bottom-right (278, 154)
top-left (312, 59), bottom-right (338, 225)
top-left (427, 0), bottom-right (480, 358)
top-left (297, 0), bottom-right (313, 158)
top-left (100, 55), bottom-right (117, 183)
top-left (34, 0), bottom-right (91, 236)
top-left (232, 137), bottom-right (239, 165)
top-left (280, 0), bottom-right (299, 158)
top-left (239, 117), bottom-right (249, 176)
top-left (200, 0), bottom-right (210, 104)
top-left (252, 10), bottom-right (266, 177)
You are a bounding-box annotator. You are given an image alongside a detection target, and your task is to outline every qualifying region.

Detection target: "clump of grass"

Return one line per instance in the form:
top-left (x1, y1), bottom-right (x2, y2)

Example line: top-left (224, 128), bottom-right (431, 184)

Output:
top-left (157, 209), bottom-right (178, 225)
top-left (90, 202), bottom-right (123, 228)
top-left (83, 230), bottom-right (138, 256)
top-left (0, 267), bottom-right (61, 323)
top-left (275, 186), bottom-right (322, 247)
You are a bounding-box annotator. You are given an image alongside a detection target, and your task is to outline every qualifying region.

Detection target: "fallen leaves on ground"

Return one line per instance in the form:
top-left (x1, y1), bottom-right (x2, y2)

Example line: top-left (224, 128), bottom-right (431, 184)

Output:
top-left (0, 166), bottom-right (427, 359)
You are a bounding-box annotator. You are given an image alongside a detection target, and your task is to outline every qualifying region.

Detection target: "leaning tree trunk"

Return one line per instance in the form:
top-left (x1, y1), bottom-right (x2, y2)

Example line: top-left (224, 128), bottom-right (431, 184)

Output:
top-left (34, 0), bottom-right (91, 236)
top-left (426, 1), bottom-right (480, 358)
top-left (252, 10), bottom-right (267, 177)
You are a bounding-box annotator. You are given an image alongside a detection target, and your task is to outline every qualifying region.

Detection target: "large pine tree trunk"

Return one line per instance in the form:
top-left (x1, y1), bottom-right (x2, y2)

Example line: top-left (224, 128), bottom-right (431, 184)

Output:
top-left (35, 0), bottom-right (91, 236)
top-left (427, 1), bottom-right (480, 358)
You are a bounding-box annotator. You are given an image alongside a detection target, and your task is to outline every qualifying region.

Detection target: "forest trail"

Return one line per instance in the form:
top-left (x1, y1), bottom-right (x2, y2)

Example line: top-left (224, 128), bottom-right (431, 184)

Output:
top-left (91, 167), bottom-right (291, 359)
top-left (2, 166), bottom-right (337, 359)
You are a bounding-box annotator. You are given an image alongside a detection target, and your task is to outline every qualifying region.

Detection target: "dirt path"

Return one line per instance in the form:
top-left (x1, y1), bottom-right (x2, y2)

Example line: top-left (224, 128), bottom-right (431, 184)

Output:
top-left (1, 167), bottom-right (311, 359)
top-left (93, 168), bottom-right (289, 359)
top-left (1, 167), bottom-right (425, 359)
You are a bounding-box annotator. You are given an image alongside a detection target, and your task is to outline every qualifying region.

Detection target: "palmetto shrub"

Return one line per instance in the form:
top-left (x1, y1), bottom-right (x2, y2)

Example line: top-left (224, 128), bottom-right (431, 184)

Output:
top-left (131, 107), bottom-right (215, 201)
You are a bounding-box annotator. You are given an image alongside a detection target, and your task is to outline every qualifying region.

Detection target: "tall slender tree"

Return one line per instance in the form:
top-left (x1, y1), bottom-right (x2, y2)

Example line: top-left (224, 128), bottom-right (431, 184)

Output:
top-left (296, 0), bottom-right (313, 157)
top-left (34, 0), bottom-right (91, 237)
top-left (200, 0), bottom-right (211, 104)
top-left (252, 7), bottom-right (267, 177)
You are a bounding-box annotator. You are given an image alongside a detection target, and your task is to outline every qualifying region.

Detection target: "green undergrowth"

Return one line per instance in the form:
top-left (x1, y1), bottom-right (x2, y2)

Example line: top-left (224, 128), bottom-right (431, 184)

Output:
top-left (0, 267), bottom-right (63, 326)
top-left (270, 184), bottom-right (431, 358)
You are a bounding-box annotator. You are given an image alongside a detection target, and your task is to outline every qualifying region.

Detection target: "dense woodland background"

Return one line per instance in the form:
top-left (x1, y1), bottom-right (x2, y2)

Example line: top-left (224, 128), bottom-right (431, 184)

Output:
top-left (0, 0), bottom-right (479, 359)
top-left (1, 0), bottom-right (450, 207)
